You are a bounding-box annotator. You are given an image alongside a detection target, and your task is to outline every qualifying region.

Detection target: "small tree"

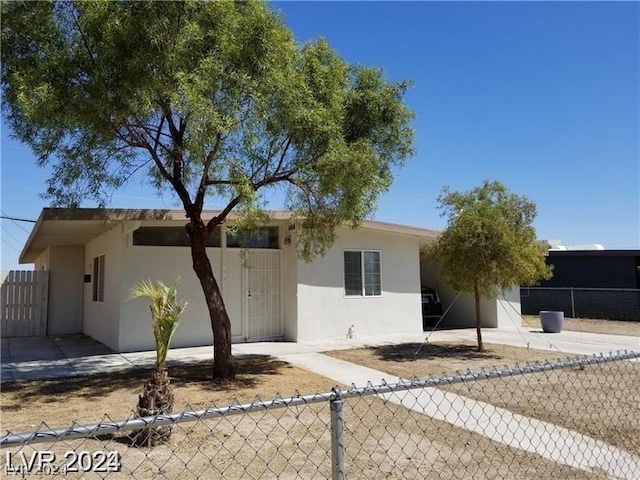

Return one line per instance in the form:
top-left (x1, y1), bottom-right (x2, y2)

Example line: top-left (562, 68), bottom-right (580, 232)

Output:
top-left (129, 279), bottom-right (187, 446)
top-left (426, 180), bottom-right (552, 351)
top-left (1, 1), bottom-right (414, 379)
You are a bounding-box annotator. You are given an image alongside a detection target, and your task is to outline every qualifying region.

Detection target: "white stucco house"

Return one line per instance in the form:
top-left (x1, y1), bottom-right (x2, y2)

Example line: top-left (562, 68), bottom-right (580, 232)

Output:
top-left (18, 208), bottom-right (521, 352)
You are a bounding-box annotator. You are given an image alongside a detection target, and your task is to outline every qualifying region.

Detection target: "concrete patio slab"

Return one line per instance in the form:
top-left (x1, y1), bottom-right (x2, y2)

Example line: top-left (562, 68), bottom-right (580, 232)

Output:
top-left (1, 328), bottom-right (638, 383)
top-left (0, 363), bottom-right (14, 382)
top-left (0, 338), bottom-right (10, 363)
top-left (10, 359), bottom-right (76, 381)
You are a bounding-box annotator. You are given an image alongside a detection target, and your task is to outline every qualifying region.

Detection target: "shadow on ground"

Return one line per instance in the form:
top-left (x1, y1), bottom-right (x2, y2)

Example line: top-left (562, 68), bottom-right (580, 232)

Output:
top-left (370, 342), bottom-right (503, 363)
top-left (1, 354), bottom-right (288, 409)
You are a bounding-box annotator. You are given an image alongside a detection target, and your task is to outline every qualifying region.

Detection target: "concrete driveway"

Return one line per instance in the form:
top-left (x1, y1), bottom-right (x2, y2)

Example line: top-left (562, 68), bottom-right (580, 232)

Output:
top-left (1, 327), bottom-right (638, 382)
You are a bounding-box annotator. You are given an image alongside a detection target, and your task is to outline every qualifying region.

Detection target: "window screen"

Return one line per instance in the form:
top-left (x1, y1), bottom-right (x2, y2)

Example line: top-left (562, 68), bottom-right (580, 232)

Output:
top-left (344, 251), bottom-right (363, 296)
top-left (344, 251), bottom-right (381, 296)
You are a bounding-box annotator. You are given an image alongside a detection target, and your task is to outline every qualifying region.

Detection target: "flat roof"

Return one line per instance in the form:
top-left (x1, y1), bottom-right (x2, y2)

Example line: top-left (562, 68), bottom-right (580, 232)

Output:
top-left (20, 208), bottom-right (440, 263)
top-left (548, 250), bottom-right (640, 258)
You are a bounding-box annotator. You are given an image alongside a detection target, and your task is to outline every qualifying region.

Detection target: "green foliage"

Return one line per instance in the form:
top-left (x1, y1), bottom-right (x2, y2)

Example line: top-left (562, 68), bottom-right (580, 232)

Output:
top-left (129, 279), bottom-right (188, 369)
top-left (1, 0), bottom-right (415, 259)
top-left (426, 180), bottom-right (552, 299)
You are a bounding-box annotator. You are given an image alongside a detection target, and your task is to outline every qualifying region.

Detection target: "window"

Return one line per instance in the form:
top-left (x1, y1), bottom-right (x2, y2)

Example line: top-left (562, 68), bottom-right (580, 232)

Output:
top-left (344, 250), bottom-right (381, 297)
top-left (92, 255), bottom-right (105, 302)
top-left (227, 227), bottom-right (279, 249)
top-left (132, 226), bottom-right (220, 247)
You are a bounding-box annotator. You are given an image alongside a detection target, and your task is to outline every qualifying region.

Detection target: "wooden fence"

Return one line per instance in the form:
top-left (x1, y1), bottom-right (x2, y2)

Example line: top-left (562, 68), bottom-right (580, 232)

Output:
top-left (1, 270), bottom-right (49, 337)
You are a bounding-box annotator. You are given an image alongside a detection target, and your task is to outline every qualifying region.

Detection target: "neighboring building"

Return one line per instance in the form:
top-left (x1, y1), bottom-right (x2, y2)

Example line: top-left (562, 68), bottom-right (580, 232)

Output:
top-left (534, 250), bottom-right (640, 289)
top-left (16, 208), bottom-right (521, 351)
top-left (521, 249), bottom-right (640, 321)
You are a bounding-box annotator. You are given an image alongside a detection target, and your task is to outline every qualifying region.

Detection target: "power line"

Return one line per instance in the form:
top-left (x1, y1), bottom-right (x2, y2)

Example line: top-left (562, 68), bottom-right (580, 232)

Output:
top-left (1, 236), bottom-right (21, 253)
top-left (0, 213), bottom-right (36, 223)
top-left (0, 211), bottom-right (35, 234)
top-left (1, 224), bottom-right (25, 248)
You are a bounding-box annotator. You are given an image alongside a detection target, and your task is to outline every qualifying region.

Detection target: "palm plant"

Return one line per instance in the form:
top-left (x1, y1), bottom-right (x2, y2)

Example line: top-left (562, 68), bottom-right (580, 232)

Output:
top-left (129, 279), bottom-right (188, 446)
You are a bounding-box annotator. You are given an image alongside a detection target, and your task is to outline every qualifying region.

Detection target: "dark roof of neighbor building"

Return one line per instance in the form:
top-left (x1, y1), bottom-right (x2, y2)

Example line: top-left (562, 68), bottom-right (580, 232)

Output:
top-left (548, 250), bottom-right (640, 258)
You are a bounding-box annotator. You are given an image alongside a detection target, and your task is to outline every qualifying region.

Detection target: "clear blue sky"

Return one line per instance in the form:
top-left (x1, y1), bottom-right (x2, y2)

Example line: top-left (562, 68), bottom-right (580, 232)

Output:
top-left (1, 1), bottom-right (638, 271)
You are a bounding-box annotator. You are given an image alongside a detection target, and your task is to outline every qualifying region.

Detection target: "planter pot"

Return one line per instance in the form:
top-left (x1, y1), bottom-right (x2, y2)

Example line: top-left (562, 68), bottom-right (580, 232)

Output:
top-left (540, 311), bottom-right (564, 333)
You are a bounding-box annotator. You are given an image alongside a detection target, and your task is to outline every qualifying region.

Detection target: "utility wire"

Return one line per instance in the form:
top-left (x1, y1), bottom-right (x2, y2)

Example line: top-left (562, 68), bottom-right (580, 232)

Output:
top-left (1, 236), bottom-right (21, 253)
top-left (1, 225), bottom-right (25, 247)
top-left (0, 211), bottom-right (35, 234)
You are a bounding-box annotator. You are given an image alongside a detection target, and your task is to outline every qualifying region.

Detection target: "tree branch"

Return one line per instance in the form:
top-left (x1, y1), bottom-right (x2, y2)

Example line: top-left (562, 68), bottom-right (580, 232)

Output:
top-left (204, 168), bottom-right (298, 234)
top-left (194, 132), bottom-right (223, 212)
top-left (206, 195), bottom-right (243, 233)
top-left (120, 118), bottom-right (193, 209)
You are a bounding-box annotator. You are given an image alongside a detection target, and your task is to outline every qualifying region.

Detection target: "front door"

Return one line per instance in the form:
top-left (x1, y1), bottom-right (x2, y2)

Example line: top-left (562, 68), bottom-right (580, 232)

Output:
top-left (244, 250), bottom-right (283, 340)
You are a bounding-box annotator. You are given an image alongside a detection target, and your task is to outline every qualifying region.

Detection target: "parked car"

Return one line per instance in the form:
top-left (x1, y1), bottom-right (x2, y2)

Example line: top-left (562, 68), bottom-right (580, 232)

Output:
top-left (421, 287), bottom-right (443, 330)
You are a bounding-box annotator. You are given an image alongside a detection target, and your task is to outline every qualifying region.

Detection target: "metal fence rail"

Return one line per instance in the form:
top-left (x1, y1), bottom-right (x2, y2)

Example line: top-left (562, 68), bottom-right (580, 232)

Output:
top-left (521, 287), bottom-right (640, 321)
top-left (2, 351), bottom-right (639, 479)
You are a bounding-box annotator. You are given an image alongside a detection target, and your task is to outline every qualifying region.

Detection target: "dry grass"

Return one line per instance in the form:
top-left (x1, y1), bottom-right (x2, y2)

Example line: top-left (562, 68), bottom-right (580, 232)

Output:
top-left (0, 396), bottom-right (604, 479)
top-left (325, 341), bottom-right (640, 455)
top-left (1, 349), bottom-right (627, 478)
top-left (325, 341), bottom-right (574, 379)
top-left (0, 354), bottom-right (337, 433)
top-left (522, 315), bottom-right (640, 336)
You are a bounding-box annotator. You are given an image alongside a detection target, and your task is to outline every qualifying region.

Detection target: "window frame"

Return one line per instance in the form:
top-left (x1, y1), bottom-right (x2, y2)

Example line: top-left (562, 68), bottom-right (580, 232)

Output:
top-left (343, 250), bottom-right (382, 298)
top-left (92, 254), bottom-right (105, 303)
top-left (226, 226), bottom-right (280, 249)
top-left (131, 226), bottom-right (221, 247)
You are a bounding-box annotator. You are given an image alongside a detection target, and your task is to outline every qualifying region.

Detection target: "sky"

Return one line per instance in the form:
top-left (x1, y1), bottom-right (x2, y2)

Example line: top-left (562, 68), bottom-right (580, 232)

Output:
top-left (1, 1), bottom-right (639, 272)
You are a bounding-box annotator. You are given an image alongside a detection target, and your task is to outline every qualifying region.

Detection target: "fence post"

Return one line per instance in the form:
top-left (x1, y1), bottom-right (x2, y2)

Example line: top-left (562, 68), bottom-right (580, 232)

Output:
top-left (330, 388), bottom-right (346, 480)
top-left (570, 287), bottom-right (575, 318)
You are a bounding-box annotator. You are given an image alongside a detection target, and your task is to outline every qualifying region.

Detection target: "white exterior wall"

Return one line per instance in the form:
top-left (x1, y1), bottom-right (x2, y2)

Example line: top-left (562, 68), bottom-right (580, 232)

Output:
top-left (47, 245), bottom-right (84, 335)
top-left (117, 221), bottom-right (291, 352)
top-left (493, 288), bottom-right (522, 329)
top-left (34, 248), bottom-right (50, 272)
top-left (296, 228), bottom-right (423, 342)
top-left (119, 245), bottom-right (224, 352)
top-left (84, 225), bottom-right (125, 350)
top-left (281, 228), bottom-right (298, 341)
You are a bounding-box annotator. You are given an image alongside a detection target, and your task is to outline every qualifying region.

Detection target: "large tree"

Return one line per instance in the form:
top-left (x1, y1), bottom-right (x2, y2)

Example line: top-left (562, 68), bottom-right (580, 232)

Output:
top-left (1, 1), bottom-right (414, 378)
top-left (426, 180), bottom-right (552, 351)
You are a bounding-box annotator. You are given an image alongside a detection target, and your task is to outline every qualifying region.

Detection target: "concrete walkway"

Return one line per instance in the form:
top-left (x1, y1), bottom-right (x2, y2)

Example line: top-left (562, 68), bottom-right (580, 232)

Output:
top-left (2, 329), bottom-right (639, 477)
top-left (259, 350), bottom-right (640, 480)
top-left (1, 327), bottom-right (638, 382)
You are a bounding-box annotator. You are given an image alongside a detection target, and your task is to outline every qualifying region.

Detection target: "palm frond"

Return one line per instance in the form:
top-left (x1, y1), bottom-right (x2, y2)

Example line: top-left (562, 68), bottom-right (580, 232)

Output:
top-left (129, 279), bottom-right (188, 368)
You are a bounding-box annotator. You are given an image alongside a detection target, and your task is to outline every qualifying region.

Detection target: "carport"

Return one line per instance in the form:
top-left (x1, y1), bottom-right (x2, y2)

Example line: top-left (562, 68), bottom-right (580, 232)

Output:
top-left (418, 247), bottom-right (522, 330)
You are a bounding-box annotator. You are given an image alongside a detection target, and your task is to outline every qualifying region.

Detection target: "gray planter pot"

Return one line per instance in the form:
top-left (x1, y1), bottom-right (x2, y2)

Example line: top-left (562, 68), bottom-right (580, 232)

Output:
top-left (540, 311), bottom-right (564, 333)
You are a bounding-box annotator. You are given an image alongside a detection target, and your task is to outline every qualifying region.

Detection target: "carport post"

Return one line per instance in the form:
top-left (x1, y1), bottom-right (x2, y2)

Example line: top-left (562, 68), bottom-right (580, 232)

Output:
top-left (330, 388), bottom-right (346, 480)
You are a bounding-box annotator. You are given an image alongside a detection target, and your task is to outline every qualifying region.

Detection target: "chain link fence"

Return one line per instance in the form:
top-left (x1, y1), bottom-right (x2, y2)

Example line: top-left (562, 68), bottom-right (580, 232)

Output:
top-left (521, 287), bottom-right (640, 321)
top-left (2, 351), bottom-right (639, 479)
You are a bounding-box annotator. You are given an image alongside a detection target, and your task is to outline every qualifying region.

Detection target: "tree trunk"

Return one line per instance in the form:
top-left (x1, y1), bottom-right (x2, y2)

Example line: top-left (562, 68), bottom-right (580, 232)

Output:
top-left (474, 283), bottom-right (484, 352)
top-left (187, 218), bottom-right (235, 380)
top-left (134, 367), bottom-right (174, 447)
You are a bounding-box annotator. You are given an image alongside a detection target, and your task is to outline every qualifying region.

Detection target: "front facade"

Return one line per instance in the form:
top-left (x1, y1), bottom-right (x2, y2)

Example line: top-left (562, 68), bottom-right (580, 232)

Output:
top-left (20, 209), bottom-right (445, 351)
top-left (19, 208), bottom-right (522, 351)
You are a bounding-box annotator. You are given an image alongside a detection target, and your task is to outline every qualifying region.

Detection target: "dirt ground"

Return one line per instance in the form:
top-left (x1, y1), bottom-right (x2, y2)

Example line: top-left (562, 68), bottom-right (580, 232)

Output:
top-left (522, 315), bottom-right (640, 336)
top-left (0, 351), bottom-right (614, 479)
top-left (1, 389), bottom-right (603, 480)
top-left (325, 341), bottom-right (640, 455)
top-left (3, 325), bottom-right (638, 478)
top-left (1, 354), bottom-right (338, 433)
